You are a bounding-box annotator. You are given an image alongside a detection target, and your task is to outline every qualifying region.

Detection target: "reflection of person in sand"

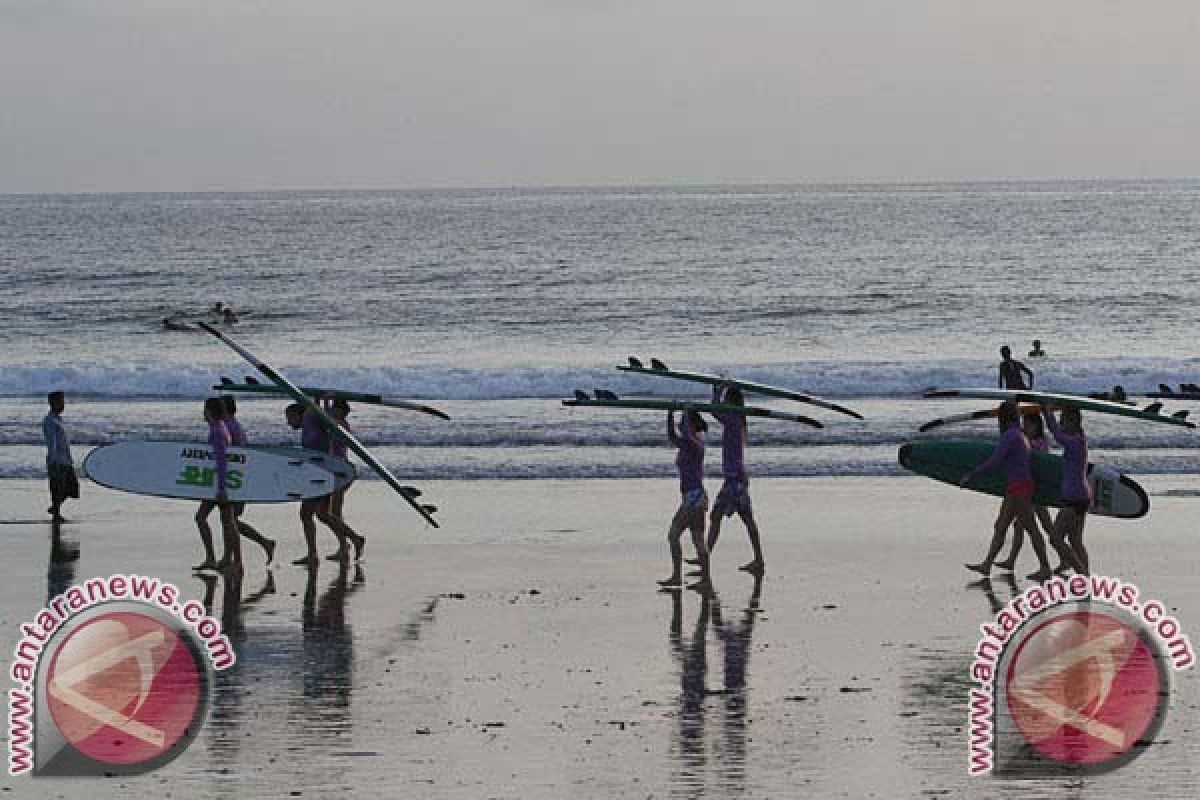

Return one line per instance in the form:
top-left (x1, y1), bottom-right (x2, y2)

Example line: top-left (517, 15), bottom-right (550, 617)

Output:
top-left (712, 574), bottom-right (763, 789)
top-left (667, 586), bottom-right (711, 786)
top-left (47, 519), bottom-right (80, 604)
top-left (301, 561), bottom-right (363, 705)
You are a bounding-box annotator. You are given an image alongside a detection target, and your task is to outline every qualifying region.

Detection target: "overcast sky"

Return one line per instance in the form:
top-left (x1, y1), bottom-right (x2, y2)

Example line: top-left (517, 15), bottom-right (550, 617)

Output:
top-left (2, 0), bottom-right (1199, 192)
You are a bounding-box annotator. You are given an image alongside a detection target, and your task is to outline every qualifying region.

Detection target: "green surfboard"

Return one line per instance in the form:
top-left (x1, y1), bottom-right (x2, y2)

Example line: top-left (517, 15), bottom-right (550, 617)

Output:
top-left (214, 378), bottom-right (450, 420)
top-left (563, 392), bottom-right (822, 428)
top-left (616, 357), bottom-right (864, 419)
top-left (924, 388), bottom-right (1194, 429)
top-left (898, 440), bottom-right (1148, 519)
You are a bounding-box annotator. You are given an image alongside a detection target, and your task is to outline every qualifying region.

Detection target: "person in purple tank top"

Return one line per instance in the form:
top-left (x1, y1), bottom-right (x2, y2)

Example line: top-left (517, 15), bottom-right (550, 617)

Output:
top-left (1042, 405), bottom-right (1091, 574)
top-left (193, 397), bottom-right (241, 573)
top-left (325, 398), bottom-right (364, 553)
top-left (962, 402), bottom-right (1053, 580)
top-left (658, 409), bottom-right (709, 589)
top-left (219, 396), bottom-right (276, 564)
top-left (286, 402), bottom-right (365, 567)
top-left (705, 384), bottom-right (765, 575)
top-left (993, 412), bottom-right (1072, 575)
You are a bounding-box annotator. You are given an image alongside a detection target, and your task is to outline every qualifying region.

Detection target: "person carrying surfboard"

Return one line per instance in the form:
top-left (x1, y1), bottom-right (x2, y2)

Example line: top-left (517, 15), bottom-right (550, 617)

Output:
top-left (325, 397), bottom-right (365, 559)
top-left (998, 346), bottom-right (1034, 390)
top-left (1041, 405), bottom-right (1091, 575)
top-left (706, 384), bottom-right (766, 575)
top-left (193, 397), bottom-right (242, 573)
top-left (658, 409), bottom-right (709, 589)
top-left (286, 403), bottom-right (365, 566)
top-left (43, 391), bottom-right (79, 523)
top-left (992, 412), bottom-right (1071, 575)
top-left (961, 401), bottom-right (1054, 580)
top-left (220, 395), bottom-right (276, 565)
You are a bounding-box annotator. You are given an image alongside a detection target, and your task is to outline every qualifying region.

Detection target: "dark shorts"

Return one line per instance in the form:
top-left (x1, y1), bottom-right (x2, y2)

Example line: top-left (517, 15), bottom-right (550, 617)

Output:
top-left (48, 463), bottom-right (79, 504)
top-left (1067, 499), bottom-right (1090, 516)
top-left (713, 478), bottom-right (753, 518)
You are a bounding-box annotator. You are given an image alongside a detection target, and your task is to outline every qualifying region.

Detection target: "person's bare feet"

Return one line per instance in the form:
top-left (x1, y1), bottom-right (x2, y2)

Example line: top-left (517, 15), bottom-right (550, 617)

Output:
top-left (738, 560), bottom-right (765, 575)
top-left (351, 533), bottom-right (366, 561)
top-left (1026, 568), bottom-right (1054, 582)
top-left (993, 559), bottom-right (1016, 571)
top-left (657, 575), bottom-right (683, 588)
top-left (192, 560), bottom-right (218, 573)
top-left (292, 555), bottom-right (318, 568)
top-left (965, 562), bottom-right (991, 576)
top-left (263, 539), bottom-right (277, 565)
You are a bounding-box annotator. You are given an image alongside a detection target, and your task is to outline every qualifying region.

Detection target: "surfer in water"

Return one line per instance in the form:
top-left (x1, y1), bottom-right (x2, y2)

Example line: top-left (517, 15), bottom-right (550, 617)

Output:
top-left (659, 409), bottom-right (709, 589)
top-left (194, 397), bottom-right (241, 573)
top-left (1028, 339), bottom-right (1046, 358)
top-left (1041, 405), bottom-right (1091, 574)
top-left (705, 385), bottom-right (765, 575)
top-left (961, 401), bottom-right (1054, 581)
top-left (992, 412), bottom-right (1071, 575)
top-left (325, 398), bottom-right (365, 560)
top-left (285, 403), bottom-right (365, 566)
top-left (998, 346), bottom-right (1034, 390)
top-left (221, 396), bottom-right (276, 564)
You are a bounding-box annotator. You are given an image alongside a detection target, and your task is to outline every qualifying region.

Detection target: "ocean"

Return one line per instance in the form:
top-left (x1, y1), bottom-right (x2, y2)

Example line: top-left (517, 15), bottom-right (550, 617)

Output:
top-left (3, 181), bottom-right (1200, 482)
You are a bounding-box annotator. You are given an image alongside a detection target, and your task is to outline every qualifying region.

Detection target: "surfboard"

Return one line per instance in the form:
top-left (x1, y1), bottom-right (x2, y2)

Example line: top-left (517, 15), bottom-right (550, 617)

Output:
top-left (919, 403), bottom-right (1068, 433)
top-left (198, 323), bottom-right (439, 527)
top-left (214, 377), bottom-right (451, 420)
top-left (923, 388), bottom-right (1195, 429)
top-left (81, 443), bottom-right (355, 503)
top-left (1147, 384), bottom-right (1200, 400)
top-left (897, 440), bottom-right (1148, 519)
top-left (563, 391), bottom-right (822, 428)
top-left (615, 357), bottom-right (864, 420)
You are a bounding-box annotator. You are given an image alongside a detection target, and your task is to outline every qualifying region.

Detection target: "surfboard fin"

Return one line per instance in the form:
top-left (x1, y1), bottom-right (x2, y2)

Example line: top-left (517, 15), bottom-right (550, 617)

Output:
top-left (1185, 383), bottom-right (1200, 393)
top-left (1143, 402), bottom-right (1163, 414)
top-left (246, 375), bottom-right (261, 385)
top-left (421, 504), bottom-right (438, 515)
top-left (1174, 410), bottom-right (1190, 420)
top-left (398, 486), bottom-right (422, 499)
top-left (219, 376), bottom-right (233, 385)
top-left (627, 356), bottom-right (643, 368)
top-left (1160, 384), bottom-right (1174, 394)
top-left (594, 389), bottom-right (619, 400)
top-left (650, 358), bottom-right (668, 371)
top-left (573, 389), bottom-right (589, 401)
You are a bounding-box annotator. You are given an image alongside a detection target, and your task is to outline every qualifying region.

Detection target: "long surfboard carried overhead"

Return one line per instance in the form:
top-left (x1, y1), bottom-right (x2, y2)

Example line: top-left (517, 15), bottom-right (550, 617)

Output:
top-left (898, 440), bottom-right (1148, 519)
top-left (563, 391), bottom-right (823, 428)
top-left (616, 357), bottom-right (864, 420)
top-left (198, 323), bottom-right (439, 527)
top-left (214, 377), bottom-right (451, 420)
top-left (924, 388), bottom-right (1195, 429)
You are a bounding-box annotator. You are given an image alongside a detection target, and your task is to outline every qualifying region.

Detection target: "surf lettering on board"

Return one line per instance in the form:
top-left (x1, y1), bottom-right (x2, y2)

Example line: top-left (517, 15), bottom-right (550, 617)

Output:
top-left (178, 447), bottom-right (246, 464)
top-left (175, 466), bottom-right (244, 490)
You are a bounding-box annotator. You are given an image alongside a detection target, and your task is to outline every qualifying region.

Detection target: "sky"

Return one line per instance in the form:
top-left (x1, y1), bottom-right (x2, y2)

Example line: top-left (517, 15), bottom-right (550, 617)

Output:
top-left (2, 0), bottom-right (1199, 192)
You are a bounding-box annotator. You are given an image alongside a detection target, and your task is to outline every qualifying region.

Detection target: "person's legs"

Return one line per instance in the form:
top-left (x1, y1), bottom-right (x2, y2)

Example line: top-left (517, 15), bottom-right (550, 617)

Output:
top-left (293, 499), bottom-right (320, 566)
top-left (737, 508), bottom-right (764, 573)
top-left (1067, 510), bottom-right (1090, 575)
top-left (966, 496), bottom-right (1019, 576)
top-left (194, 501), bottom-right (218, 569)
top-left (233, 504), bottom-right (275, 562)
top-left (659, 505), bottom-right (690, 586)
top-left (216, 503), bottom-right (242, 571)
top-left (994, 522), bottom-right (1025, 570)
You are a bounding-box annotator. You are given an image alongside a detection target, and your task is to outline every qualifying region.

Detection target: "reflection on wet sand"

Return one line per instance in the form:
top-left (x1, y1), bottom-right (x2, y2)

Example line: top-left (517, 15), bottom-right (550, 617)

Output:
top-left (46, 519), bottom-right (79, 604)
top-left (667, 575), bottom-right (763, 798)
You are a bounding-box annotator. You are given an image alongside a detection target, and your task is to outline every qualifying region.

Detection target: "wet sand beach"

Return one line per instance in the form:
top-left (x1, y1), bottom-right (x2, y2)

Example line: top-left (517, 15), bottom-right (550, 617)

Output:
top-left (1, 475), bottom-right (1197, 798)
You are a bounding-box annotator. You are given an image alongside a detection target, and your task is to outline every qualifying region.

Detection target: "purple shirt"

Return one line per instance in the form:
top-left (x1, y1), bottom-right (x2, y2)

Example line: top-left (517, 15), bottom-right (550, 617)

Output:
top-left (225, 415), bottom-right (248, 447)
top-left (1045, 413), bottom-right (1091, 504)
top-left (668, 413), bottom-right (704, 493)
top-left (712, 387), bottom-right (747, 480)
top-left (208, 419), bottom-right (231, 491)
top-left (966, 424), bottom-right (1031, 485)
top-left (301, 408), bottom-right (329, 452)
top-left (1028, 434), bottom-right (1049, 454)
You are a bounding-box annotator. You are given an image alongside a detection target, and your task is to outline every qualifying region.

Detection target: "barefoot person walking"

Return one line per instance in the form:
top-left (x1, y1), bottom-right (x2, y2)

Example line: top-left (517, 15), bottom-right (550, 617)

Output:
top-left (193, 397), bottom-right (241, 572)
top-left (962, 401), bottom-right (1053, 581)
top-left (1042, 405), bottom-right (1091, 574)
top-left (285, 403), bottom-right (364, 567)
top-left (706, 385), bottom-right (765, 575)
top-left (221, 396), bottom-right (276, 564)
top-left (42, 391), bottom-right (79, 523)
top-left (658, 409), bottom-right (709, 589)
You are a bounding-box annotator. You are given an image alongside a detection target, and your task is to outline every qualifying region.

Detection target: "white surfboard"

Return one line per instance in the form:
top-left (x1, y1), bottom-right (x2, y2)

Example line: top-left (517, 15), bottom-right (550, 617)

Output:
top-left (82, 442), bottom-right (355, 503)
